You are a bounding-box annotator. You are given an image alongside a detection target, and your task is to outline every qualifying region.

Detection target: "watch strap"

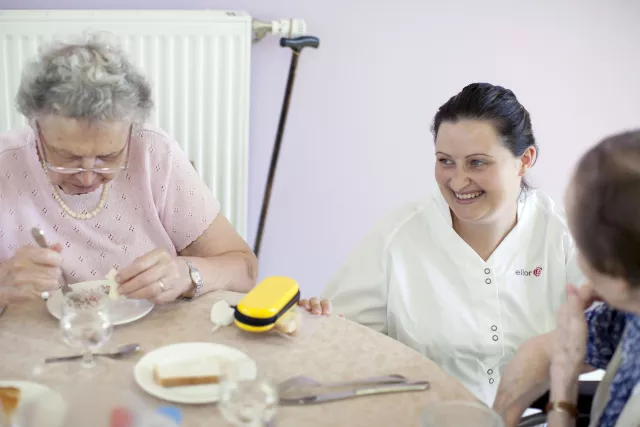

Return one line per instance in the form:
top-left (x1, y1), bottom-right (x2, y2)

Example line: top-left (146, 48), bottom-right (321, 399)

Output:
top-left (180, 259), bottom-right (203, 301)
top-left (545, 401), bottom-right (579, 419)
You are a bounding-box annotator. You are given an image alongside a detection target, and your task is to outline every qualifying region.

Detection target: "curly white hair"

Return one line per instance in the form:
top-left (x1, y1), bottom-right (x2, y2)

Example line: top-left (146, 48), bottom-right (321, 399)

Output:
top-left (16, 32), bottom-right (153, 122)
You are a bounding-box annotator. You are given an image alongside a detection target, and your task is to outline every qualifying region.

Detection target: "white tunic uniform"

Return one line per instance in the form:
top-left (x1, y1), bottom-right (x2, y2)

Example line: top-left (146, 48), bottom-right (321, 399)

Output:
top-left (322, 186), bottom-right (584, 406)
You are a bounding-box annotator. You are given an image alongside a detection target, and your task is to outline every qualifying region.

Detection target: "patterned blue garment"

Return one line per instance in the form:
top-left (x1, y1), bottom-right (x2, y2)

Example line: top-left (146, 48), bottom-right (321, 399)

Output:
top-left (584, 304), bottom-right (640, 427)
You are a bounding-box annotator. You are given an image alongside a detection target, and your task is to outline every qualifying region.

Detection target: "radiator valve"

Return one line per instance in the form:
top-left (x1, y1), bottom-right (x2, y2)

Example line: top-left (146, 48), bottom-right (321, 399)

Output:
top-left (252, 18), bottom-right (307, 43)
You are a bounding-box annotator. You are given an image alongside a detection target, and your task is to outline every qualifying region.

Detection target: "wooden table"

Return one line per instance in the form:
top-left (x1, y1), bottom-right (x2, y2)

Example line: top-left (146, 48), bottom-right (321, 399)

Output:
top-left (0, 291), bottom-right (477, 426)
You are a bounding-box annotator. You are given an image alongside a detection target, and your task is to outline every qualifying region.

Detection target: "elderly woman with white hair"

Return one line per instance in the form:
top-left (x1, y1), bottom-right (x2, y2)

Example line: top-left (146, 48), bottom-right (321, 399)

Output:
top-left (0, 34), bottom-right (257, 306)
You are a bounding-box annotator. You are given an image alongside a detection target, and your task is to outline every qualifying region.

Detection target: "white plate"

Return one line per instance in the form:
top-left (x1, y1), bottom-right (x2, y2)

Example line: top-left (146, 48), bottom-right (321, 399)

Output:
top-left (133, 342), bottom-right (257, 404)
top-left (46, 280), bottom-right (154, 326)
top-left (0, 380), bottom-right (66, 427)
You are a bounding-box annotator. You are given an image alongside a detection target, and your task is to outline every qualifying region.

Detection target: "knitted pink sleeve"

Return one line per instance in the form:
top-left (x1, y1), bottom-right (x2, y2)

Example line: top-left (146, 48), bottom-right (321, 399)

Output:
top-left (144, 130), bottom-right (220, 252)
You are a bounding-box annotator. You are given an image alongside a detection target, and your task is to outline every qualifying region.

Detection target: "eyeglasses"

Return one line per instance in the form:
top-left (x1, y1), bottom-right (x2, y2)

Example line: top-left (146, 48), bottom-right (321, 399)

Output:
top-left (36, 121), bottom-right (132, 175)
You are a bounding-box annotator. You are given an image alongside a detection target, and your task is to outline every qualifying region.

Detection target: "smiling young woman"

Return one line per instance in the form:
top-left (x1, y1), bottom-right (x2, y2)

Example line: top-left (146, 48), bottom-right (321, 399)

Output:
top-left (299, 83), bottom-right (582, 407)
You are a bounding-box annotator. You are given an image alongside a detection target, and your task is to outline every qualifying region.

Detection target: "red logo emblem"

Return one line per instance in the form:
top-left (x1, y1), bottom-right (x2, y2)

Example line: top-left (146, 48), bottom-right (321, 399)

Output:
top-left (533, 267), bottom-right (542, 277)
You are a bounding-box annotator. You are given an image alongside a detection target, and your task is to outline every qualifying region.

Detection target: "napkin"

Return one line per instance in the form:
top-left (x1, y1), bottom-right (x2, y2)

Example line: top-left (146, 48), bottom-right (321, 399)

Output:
top-left (211, 300), bottom-right (235, 333)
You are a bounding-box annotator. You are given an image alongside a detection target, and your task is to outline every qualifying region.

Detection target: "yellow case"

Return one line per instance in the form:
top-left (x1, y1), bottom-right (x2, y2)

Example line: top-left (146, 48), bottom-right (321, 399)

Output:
top-left (234, 276), bottom-right (301, 332)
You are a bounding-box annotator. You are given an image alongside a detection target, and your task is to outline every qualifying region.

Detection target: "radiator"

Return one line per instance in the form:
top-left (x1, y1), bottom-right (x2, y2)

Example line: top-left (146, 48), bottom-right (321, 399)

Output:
top-left (0, 10), bottom-right (251, 239)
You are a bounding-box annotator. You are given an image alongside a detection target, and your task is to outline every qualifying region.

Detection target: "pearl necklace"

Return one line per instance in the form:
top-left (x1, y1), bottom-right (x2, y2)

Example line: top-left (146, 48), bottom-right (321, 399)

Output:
top-left (40, 156), bottom-right (109, 220)
top-left (51, 184), bottom-right (108, 220)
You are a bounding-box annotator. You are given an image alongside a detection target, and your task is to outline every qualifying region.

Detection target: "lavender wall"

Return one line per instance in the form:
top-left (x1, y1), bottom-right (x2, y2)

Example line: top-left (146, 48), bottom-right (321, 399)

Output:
top-left (2, 0), bottom-right (640, 296)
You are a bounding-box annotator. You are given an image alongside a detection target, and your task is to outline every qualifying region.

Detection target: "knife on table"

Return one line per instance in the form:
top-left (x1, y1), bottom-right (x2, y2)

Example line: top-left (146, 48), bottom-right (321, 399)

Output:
top-left (278, 380), bottom-right (430, 405)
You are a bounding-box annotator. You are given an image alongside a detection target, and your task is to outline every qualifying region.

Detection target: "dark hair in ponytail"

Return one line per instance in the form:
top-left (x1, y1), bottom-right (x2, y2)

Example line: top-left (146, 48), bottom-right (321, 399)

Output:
top-left (432, 83), bottom-right (538, 191)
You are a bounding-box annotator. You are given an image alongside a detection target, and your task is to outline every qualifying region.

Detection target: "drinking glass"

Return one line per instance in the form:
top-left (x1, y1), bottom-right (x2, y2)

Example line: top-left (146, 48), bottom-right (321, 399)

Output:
top-left (218, 365), bottom-right (278, 427)
top-left (59, 289), bottom-right (113, 377)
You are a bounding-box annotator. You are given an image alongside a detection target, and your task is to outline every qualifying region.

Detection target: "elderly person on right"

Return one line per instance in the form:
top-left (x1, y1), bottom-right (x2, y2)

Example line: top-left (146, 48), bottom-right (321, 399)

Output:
top-left (493, 130), bottom-right (640, 427)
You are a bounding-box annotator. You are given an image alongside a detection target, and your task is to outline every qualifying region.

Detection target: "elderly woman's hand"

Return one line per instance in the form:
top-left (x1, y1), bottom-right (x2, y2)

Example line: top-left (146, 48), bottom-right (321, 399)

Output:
top-left (550, 284), bottom-right (592, 400)
top-left (298, 297), bottom-right (332, 315)
top-left (0, 244), bottom-right (64, 300)
top-left (116, 249), bottom-right (189, 304)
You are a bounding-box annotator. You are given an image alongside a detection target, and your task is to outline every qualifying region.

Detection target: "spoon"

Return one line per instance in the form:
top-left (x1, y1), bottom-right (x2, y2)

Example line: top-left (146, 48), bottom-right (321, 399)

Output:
top-left (30, 227), bottom-right (72, 297)
top-left (44, 343), bottom-right (141, 364)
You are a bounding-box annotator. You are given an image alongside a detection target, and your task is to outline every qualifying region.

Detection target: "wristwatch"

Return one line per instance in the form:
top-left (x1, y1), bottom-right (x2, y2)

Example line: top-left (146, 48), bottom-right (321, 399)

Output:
top-left (545, 401), bottom-right (579, 419)
top-left (180, 259), bottom-right (203, 301)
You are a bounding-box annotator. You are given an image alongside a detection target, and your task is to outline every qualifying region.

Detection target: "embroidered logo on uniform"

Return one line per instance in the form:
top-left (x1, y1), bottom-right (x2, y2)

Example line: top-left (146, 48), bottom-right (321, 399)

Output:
top-left (515, 267), bottom-right (543, 277)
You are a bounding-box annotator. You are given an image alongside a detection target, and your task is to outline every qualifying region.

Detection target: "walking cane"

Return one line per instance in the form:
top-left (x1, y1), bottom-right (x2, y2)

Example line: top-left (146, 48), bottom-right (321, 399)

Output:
top-left (254, 36), bottom-right (320, 257)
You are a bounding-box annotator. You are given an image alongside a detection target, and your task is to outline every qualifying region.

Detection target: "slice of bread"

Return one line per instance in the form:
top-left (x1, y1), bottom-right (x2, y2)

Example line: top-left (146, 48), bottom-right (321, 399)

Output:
top-left (0, 386), bottom-right (20, 421)
top-left (105, 269), bottom-right (121, 301)
top-left (153, 356), bottom-right (222, 388)
top-left (274, 309), bottom-right (301, 335)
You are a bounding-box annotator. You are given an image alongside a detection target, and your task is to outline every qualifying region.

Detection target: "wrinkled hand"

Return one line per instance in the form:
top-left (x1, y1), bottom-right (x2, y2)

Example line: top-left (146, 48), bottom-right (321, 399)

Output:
top-left (116, 249), bottom-right (188, 304)
top-left (0, 244), bottom-right (63, 301)
top-left (298, 297), bottom-right (332, 315)
top-left (551, 284), bottom-right (592, 391)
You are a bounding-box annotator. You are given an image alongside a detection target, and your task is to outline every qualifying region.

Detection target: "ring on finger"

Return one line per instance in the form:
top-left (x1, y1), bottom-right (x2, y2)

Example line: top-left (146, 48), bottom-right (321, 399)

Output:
top-left (40, 291), bottom-right (50, 301)
top-left (158, 280), bottom-right (166, 292)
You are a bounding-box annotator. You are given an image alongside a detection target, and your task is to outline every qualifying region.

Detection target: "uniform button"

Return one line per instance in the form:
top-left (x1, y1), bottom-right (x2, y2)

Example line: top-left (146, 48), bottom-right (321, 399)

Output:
top-left (485, 278), bottom-right (491, 284)
top-left (487, 369), bottom-right (493, 375)
top-left (492, 335), bottom-right (499, 341)
top-left (489, 378), bottom-right (495, 384)
top-left (491, 325), bottom-right (497, 331)
top-left (484, 268), bottom-right (490, 274)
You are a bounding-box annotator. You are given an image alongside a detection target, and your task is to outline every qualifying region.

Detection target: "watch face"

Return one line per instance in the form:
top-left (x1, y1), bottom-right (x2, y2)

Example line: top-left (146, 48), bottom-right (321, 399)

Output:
top-left (191, 271), bottom-right (202, 283)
